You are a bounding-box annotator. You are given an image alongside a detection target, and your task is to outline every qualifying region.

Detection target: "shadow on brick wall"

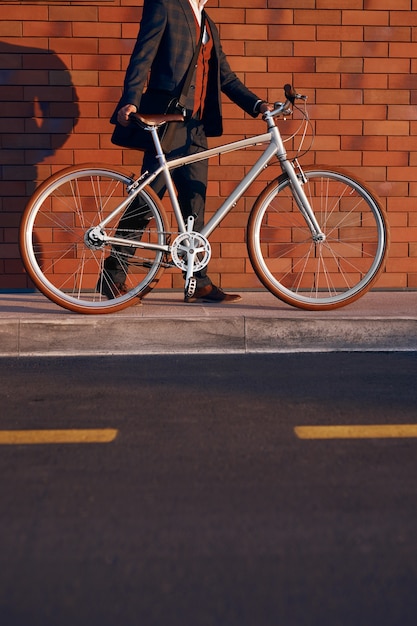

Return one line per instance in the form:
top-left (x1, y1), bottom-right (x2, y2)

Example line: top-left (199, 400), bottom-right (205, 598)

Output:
top-left (0, 41), bottom-right (79, 290)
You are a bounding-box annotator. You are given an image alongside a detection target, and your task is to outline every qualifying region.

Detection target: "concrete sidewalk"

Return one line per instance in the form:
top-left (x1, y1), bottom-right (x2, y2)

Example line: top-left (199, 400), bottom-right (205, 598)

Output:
top-left (1, 289), bottom-right (416, 356)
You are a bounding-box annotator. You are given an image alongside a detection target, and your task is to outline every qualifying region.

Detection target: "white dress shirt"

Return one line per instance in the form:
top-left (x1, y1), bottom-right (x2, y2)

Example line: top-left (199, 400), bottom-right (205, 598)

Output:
top-left (188, 0), bottom-right (208, 26)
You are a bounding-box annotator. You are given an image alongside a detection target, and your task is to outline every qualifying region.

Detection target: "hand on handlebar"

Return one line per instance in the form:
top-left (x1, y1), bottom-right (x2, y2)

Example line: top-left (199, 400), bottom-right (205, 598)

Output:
top-left (259, 102), bottom-right (274, 114)
top-left (117, 104), bottom-right (137, 126)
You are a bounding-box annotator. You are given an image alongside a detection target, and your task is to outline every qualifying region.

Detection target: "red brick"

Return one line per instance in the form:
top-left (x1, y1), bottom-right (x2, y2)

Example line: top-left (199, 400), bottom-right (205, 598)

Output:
top-left (265, 0), bottom-right (313, 7)
top-left (392, 10), bottom-right (417, 26)
top-left (270, 25), bottom-right (316, 41)
top-left (365, 0), bottom-right (411, 9)
top-left (49, 6), bottom-right (98, 22)
top-left (316, 58), bottom-right (363, 73)
top-left (393, 75), bottom-right (417, 92)
top-left (366, 27), bottom-right (411, 42)
top-left (50, 38), bottom-right (98, 55)
top-left (221, 24), bottom-right (267, 40)
top-left (23, 22), bottom-right (72, 38)
top-left (340, 104), bottom-right (387, 120)
top-left (318, 0), bottom-right (362, 6)
top-left (210, 9), bottom-right (245, 23)
top-left (297, 10), bottom-right (341, 25)
top-left (389, 105), bottom-right (417, 121)
top-left (268, 57), bottom-right (315, 73)
top-left (99, 7), bottom-right (143, 23)
top-left (343, 11), bottom-right (389, 27)
top-left (317, 26), bottom-right (363, 41)
top-left (73, 55), bottom-right (121, 71)
top-left (239, 58), bottom-right (269, 73)
top-left (73, 22), bottom-right (122, 39)
top-left (364, 152), bottom-right (407, 167)
top-left (246, 9), bottom-right (293, 25)
top-left (0, 6), bottom-right (48, 20)
top-left (342, 75), bottom-right (388, 89)
top-left (365, 90), bottom-right (410, 105)
top-left (365, 58), bottom-right (410, 73)
top-left (364, 120), bottom-right (410, 135)
top-left (341, 136), bottom-right (387, 151)
top-left (246, 41), bottom-right (293, 57)
top-left (316, 89), bottom-right (363, 104)
top-left (0, 22), bottom-right (22, 37)
top-left (390, 42), bottom-right (417, 57)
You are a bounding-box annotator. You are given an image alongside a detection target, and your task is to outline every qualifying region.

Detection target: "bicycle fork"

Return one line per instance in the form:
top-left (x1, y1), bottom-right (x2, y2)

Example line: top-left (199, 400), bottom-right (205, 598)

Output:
top-left (282, 160), bottom-right (326, 242)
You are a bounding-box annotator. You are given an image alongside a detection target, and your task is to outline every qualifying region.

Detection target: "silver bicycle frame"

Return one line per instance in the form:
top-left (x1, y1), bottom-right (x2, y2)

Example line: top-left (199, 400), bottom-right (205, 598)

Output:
top-left (100, 109), bottom-right (324, 251)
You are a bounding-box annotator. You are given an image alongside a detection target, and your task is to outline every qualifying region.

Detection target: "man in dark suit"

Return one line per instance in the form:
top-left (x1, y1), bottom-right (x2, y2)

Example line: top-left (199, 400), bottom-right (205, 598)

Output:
top-left (105, 0), bottom-right (271, 302)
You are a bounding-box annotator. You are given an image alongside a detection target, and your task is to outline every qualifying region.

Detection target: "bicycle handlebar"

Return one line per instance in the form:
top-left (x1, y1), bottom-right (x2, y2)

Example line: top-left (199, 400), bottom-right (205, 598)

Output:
top-left (266, 84), bottom-right (307, 120)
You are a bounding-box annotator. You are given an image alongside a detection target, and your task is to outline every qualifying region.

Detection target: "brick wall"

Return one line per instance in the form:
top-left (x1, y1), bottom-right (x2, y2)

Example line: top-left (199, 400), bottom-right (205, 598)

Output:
top-left (1, 0), bottom-right (417, 291)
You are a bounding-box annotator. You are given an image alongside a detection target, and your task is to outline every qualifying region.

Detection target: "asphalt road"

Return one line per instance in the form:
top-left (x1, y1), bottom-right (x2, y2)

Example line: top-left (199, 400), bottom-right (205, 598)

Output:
top-left (1, 353), bottom-right (417, 626)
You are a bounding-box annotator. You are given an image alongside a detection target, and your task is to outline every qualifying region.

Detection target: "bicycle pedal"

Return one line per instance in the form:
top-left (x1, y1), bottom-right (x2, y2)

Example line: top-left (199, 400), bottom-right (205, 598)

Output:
top-left (185, 277), bottom-right (197, 299)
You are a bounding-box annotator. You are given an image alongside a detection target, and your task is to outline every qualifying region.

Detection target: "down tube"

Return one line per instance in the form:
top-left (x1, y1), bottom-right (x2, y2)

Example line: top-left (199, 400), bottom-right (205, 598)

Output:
top-left (201, 142), bottom-right (278, 238)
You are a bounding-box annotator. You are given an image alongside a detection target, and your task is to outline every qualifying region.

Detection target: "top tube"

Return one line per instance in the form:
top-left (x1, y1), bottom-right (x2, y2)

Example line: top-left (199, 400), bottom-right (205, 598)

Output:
top-left (165, 132), bottom-right (274, 171)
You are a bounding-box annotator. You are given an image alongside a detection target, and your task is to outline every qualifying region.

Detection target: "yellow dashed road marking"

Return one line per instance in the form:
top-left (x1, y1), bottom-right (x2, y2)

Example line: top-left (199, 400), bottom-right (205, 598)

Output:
top-left (295, 424), bottom-right (417, 439)
top-left (0, 429), bottom-right (118, 445)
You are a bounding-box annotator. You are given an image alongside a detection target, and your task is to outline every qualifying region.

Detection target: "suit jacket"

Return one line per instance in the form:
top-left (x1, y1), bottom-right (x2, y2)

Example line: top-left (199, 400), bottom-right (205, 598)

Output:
top-left (111, 0), bottom-right (260, 136)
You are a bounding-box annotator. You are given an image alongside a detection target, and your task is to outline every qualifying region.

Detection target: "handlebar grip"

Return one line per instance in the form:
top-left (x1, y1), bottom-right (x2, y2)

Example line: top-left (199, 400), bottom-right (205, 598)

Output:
top-left (284, 84), bottom-right (296, 103)
top-left (284, 84), bottom-right (307, 103)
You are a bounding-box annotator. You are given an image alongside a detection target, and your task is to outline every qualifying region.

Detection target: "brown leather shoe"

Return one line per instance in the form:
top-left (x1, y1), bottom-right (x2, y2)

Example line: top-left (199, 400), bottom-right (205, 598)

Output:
top-left (185, 284), bottom-right (242, 303)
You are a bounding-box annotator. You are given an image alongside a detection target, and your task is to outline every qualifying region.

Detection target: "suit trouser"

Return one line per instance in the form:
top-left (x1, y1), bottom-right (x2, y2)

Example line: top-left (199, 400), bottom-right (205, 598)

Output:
top-left (106, 117), bottom-right (211, 289)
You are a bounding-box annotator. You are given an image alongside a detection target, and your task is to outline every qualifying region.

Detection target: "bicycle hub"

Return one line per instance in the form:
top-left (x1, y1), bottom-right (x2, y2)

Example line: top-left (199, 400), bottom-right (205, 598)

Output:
top-left (84, 226), bottom-right (106, 250)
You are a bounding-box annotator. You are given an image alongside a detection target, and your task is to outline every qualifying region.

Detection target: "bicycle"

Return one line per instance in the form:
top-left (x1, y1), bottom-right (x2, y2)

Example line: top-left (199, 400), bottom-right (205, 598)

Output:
top-left (19, 85), bottom-right (389, 315)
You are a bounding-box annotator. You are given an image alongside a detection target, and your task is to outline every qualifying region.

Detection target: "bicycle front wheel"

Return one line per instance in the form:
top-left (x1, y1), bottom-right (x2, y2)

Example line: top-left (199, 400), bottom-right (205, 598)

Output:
top-left (20, 165), bottom-right (169, 314)
top-left (247, 167), bottom-right (389, 310)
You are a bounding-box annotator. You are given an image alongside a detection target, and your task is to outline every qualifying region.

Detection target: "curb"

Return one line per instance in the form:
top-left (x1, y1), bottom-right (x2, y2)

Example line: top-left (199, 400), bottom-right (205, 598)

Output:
top-left (1, 291), bottom-right (416, 356)
top-left (1, 316), bottom-right (417, 357)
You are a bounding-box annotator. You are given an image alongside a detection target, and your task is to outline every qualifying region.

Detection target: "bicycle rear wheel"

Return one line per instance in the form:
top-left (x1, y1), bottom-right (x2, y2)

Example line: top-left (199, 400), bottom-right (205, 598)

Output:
top-left (20, 164), bottom-right (169, 314)
top-left (247, 167), bottom-right (389, 310)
